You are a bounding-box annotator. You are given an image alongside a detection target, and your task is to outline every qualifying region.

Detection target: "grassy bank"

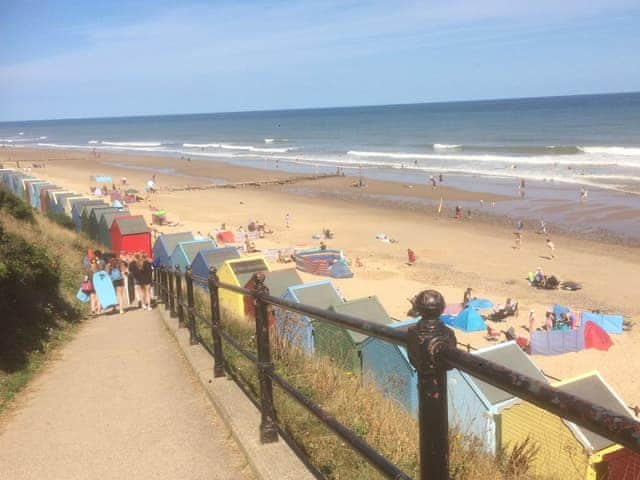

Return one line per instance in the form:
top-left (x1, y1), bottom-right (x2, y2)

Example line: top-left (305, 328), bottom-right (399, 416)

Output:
top-left (0, 187), bottom-right (93, 413)
top-left (190, 289), bottom-right (537, 479)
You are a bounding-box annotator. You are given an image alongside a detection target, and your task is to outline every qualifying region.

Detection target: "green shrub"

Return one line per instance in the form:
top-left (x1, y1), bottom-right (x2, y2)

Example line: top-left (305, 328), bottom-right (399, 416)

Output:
top-left (46, 210), bottom-right (76, 230)
top-left (0, 186), bottom-right (34, 223)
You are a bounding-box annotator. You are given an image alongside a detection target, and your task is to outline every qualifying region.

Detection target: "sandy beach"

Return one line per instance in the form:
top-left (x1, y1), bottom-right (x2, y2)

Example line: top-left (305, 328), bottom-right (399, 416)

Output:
top-left (3, 146), bottom-right (639, 410)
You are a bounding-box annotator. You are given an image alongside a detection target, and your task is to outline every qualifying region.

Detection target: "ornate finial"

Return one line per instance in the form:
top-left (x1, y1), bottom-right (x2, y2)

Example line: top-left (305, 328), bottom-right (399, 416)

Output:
top-left (253, 271), bottom-right (267, 294)
top-left (409, 289), bottom-right (445, 319)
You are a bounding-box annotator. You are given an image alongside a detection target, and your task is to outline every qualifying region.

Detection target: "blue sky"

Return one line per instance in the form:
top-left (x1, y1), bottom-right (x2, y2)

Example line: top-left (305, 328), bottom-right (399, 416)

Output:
top-left (1, 0), bottom-right (640, 121)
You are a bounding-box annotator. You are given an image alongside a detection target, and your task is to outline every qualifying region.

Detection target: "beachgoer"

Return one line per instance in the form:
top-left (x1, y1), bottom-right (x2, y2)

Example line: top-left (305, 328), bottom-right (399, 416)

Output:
top-left (194, 231), bottom-right (204, 240)
top-left (546, 238), bottom-right (555, 259)
top-left (109, 260), bottom-right (125, 314)
top-left (516, 219), bottom-right (523, 231)
top-left (534, 267), bottom-right (544, 283)
top-left (285, 213), bottom-right (290, 229)
top-left (514, 231), bottom-right (522, 250)
top-left (528, 309), bottom-right (536, 332)
top-left (544, 311), bottom-right (554, 331)
top-left (439, 173), bottom-right (443, 182)
top-left (454, 205), bottom-right (462, 218)
top-left (134, 252), bottom-right (153, 310)
top-left (580, 187), bottom-right (588, 201)
top-left (407, 248), bottom-right (416, 265)
top-left (463, 288), bottom-right (472, 306)
top-left (319, 240), bottom-right (327, 251)
top-left (540, 219), bottom-right (547, 235)
top-left (121, 176), bottom-right (127, 185)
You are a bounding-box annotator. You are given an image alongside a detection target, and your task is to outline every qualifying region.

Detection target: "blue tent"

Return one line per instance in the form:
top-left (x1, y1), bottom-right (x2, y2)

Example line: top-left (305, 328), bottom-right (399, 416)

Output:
top-left (581, 312), bottom-right (623, 335)
top-left (468, 298), bottom-right (493, 310)
top-left (329, 261), bottom-right (354, 279)
top-left (453, 308), bottom-right (486, 332)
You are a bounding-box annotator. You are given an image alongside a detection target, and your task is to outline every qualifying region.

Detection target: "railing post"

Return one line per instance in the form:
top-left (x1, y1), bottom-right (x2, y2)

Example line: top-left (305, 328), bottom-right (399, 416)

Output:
top-left (208, 267), bottom-right (225, 378)
top-left (163, 267), bottom-right (170, 311)
top-left (253, 272), bottom-right (278, 443)
top-left (406, 290), bottom-right (456, 480)
top-left (186, 266), bottom-right (197, 345)
top-left (169, 266), bottom-right (177, 318)
top-left (175, 266), bottom-right (186, 328)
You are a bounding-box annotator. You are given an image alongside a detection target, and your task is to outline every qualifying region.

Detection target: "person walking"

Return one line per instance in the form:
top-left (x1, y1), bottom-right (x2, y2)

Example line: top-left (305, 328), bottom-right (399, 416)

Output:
top-left (109, 259), bottom-right (126, 314)
top-left (528, 309), bottom-right (536, 332)
top-left (136, 252), bottom-right (153, 310)
top-left (546, 238), bottom-right (555, 259)
top-left (514, 231), bottom-right (522, 250)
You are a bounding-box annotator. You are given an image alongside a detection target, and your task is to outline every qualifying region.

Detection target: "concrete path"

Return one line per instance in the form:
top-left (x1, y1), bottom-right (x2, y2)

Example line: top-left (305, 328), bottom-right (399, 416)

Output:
top-left (0, 308), bottom-right (252, 480)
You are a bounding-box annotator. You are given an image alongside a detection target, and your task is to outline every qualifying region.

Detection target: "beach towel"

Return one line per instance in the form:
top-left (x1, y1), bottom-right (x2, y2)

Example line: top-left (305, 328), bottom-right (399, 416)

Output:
top-left (582, 311), bottom-right (624, 334)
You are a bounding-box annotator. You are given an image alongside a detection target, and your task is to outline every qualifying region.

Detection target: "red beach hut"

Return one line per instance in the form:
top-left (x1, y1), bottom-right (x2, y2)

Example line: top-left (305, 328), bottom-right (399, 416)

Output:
top-left (110, 215), bottom-right (152, 256)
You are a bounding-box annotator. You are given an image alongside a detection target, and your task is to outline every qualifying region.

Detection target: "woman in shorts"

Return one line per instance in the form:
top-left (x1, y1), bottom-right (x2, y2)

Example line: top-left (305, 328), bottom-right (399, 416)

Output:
top-left (108, 259), bottom-right (125, 314)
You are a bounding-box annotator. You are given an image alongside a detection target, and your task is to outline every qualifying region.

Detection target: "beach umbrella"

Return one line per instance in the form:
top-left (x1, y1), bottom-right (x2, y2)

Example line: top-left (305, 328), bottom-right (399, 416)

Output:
top-left (468, 298), bottom-right (494, 310)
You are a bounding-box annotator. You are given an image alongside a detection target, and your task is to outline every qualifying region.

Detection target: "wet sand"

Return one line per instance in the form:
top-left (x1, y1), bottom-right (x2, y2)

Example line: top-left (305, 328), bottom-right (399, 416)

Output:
top-left (3, 146), bottom-right (639, 410)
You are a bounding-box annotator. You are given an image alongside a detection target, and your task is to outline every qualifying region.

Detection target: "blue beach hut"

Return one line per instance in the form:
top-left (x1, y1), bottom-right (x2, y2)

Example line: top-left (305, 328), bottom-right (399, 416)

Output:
top-left (274, 280), bottom-right (344, 354)
top-left (191, 247), bottom-right (241, 286)
top-left (362, 318), bottom-right (419, 415)
top-left (28, 181), bottom-right (49, 208)
top-left (152, 232), bottom-right (195, 267)
top-left (169, 239), bottom-right (217, 272)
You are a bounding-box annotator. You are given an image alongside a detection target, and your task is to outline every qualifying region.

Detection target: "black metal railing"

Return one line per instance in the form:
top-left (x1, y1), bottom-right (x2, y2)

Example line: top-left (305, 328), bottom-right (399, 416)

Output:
top-left (152, 266), bottom-right (640, 480)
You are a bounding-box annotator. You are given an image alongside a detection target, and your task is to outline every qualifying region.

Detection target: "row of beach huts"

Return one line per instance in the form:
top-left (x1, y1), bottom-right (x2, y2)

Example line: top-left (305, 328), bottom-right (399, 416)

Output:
top-left (1, 168), bottom-right (638, 479)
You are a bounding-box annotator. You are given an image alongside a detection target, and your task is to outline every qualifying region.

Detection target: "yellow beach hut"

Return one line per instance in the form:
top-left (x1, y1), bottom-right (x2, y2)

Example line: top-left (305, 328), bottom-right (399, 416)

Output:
top-left (217, 257), bottom-right (270, 319)
top-left (500, 371), bottom-right (636, 480)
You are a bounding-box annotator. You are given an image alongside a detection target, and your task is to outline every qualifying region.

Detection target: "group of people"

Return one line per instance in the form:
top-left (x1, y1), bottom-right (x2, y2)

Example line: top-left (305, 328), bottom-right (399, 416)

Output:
top-left (80, 249), bottom-right (153, 315)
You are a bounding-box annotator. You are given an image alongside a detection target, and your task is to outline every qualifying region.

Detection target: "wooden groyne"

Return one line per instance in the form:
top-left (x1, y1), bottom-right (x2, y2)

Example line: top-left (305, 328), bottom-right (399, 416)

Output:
top-left (169, 172), bottom-right (343, 192)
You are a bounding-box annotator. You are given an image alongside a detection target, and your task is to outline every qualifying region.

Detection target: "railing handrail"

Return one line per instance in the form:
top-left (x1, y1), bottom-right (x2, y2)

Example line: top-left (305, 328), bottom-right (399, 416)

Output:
top-left (156, 265), bottom-right (640, 480)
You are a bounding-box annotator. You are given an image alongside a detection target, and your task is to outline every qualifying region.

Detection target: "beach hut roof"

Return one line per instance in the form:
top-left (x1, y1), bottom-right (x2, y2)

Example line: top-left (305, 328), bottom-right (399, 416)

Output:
top-left (258, 269), bottom-right (303, 298)
top-left (100, 210), bottom-right (129, 227)
top-left (470, 341), bottom-right (548, 407)
top-left (555, 372), bottom-right (634, 452)
top-left (176, 240), bottom-right (217, 265)
top-left (81, 202), bottom-right (109, 217)
top-left (156, 232), bottom-right (195, 255)
top-left (197, 247), bottom-right (241, 270)
top-left (92, 206), bottom-right (119, 221)
top-left (228, 257), bottom-right (269, 286)
top-left (289, 281), bottom-right (342, 310)
top-left (329, 296), bottom-right (392, 344)
top-left (113, 215), bottom-right (150, 235)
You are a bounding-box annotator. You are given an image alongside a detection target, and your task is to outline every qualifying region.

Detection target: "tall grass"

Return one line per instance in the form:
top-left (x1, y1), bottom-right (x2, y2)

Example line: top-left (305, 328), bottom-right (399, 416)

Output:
top-left (190, 287), bottom-right (537, 479)
top-left (0, 188), bottom-right (94, 412)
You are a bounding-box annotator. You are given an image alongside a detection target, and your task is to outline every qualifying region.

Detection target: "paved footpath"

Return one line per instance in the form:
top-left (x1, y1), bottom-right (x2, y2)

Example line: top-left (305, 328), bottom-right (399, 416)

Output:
top-left (0, 308), bottom-right (252, 480)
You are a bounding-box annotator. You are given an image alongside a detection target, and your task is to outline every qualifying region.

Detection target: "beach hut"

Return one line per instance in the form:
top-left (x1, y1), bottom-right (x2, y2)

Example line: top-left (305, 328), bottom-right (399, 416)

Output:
top-left (500, 371), bottom-right (637, 480)
top-left (71, 199), bottom-right (103, 230)
top-left (315, 296), bottom-right (392, 374)
top-left (274, 280), bottom-right (343, 354)
top-left (295, 249), bottom-right (354, 278)
top-left (81, 204), bottom-right (110, 236)
top-left (110, 215), bottom-right (152, 256)
top-left (22, 178), bottom-right (42, 203)
top-left (41, 186), bottom-right (63, 213)
top-left (97, 210), bottom-right (130, 248)
top-left (217, 257), bottom-right (271, 318)
top-left (63, 194), bottom-right (89, 217)
top-left (361, 318), bottom-right (420, 415)
top-left (11, 173), bottom-right (29, 198)
top-left (152, 232), bottom-right (195, 268)
top-left (243, 268), bottom-right (302, 326)
top-left (89, 207), bottom-right (119, 240)
top-left (191, 247), bottom-right (241, 285)
top-left (51, 191), bottom-right (76, 214)
top-left (446, 341), bottom-right (548, 454)
top-left (169, 239), bottom-right (217, 273)
top-left (30, 182), bottom-right (54, 209)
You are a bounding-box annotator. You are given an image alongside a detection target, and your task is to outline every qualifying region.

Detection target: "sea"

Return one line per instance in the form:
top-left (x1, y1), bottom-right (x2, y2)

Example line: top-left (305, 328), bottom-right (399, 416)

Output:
top-left (2, 92), bottom-right (640, 238)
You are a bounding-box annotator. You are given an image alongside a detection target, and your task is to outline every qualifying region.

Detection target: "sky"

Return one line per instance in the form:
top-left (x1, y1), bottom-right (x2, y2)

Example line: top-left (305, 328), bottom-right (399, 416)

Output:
top-left (1, 0), bottom-right (640, 121)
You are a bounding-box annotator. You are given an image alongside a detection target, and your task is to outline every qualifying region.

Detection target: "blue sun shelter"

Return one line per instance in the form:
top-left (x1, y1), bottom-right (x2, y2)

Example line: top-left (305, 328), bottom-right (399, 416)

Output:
top-left (275, 280), bottom-right (344, 354)
top-left (447, 341), bottom-right (548, 453)
top-left (152, 232), bottom-right (195, 268)
top-left (315, 296), bottom-right (392, 374)
top-left (191, 247), bottom-right (241, 286)
top-left (169, 239), bottom-right (217, 272)
top-left (581, 311), bottom-right (624, 335)
top-left (361, 318), bottom-right (420, 415)
top-left (452, 307), bottom-right (486, 332)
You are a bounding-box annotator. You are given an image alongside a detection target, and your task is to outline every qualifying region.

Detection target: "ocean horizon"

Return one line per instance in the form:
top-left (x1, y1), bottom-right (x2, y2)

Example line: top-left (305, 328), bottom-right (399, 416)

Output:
top-left (2, 91), bottom-right (640, 196)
